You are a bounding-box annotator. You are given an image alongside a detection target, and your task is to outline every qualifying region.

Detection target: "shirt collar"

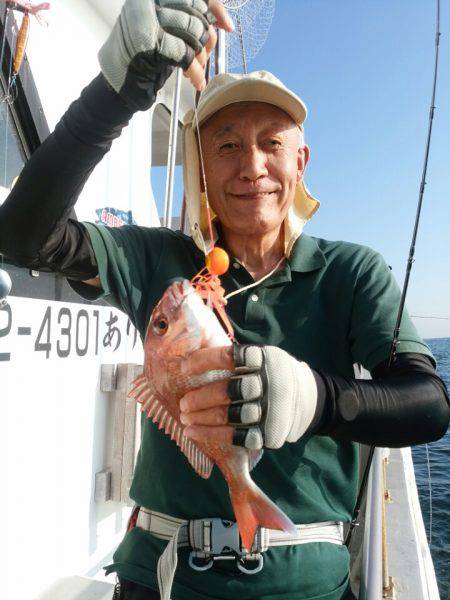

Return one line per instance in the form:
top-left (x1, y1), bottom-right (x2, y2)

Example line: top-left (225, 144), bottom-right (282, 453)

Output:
top-left (214, 225), bottom-right (326, 274)
top-left (288, 234), bottom-right (327, 273)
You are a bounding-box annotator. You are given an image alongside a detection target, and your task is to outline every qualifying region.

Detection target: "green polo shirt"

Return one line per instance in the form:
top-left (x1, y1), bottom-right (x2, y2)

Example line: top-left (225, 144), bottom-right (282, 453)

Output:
top-left (81, 223), bottom-right (431, 600)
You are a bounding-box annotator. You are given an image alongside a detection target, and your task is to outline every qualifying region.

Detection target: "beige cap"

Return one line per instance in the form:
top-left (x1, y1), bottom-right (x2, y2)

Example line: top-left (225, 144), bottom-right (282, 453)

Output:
top-left (182, 70), bottom-right (319, 255)
top-left (188, 70), bottom-right (308, 128)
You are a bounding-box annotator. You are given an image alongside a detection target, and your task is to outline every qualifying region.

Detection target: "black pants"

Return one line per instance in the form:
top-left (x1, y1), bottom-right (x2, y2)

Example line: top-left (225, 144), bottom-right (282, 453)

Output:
top-left (113, 578), bottom-right (357, 599)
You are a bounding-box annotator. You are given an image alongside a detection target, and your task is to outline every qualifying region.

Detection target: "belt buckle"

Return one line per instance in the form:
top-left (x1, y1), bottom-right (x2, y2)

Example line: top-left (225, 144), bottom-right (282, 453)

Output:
top-left (188, 518), bottom-right (264, 574)
top-left (208, 518), bottom-right (241, 555)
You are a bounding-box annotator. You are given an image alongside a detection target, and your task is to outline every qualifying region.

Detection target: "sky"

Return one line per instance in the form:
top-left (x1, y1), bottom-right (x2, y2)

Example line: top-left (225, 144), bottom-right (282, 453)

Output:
top-left (152, 0), bottom-right (450, 339)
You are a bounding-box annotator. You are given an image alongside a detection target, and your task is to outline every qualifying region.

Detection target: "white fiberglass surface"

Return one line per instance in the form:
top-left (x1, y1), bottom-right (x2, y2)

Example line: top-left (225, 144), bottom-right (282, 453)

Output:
top-left (1, 298), bottom-right (143, 598)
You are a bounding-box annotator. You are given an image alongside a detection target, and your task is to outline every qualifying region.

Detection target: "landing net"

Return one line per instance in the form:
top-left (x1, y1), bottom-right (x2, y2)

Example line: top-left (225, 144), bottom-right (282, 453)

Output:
top-left (212, 0), bottom-right (275, 72)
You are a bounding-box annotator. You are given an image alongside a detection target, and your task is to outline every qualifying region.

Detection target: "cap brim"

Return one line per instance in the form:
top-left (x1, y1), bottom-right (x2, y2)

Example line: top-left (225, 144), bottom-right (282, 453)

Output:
top-left (196, 79), bottom-right (307, 127)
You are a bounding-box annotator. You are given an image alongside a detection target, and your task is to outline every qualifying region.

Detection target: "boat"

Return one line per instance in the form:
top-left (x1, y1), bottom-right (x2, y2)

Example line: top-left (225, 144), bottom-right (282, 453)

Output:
top-left (0, 1), bottom-right (441, 598)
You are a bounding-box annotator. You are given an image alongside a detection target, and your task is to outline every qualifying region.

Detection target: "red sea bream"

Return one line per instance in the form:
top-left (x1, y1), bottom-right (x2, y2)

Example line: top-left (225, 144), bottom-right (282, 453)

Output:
top-left (128, 279), bottom-right (295, 550)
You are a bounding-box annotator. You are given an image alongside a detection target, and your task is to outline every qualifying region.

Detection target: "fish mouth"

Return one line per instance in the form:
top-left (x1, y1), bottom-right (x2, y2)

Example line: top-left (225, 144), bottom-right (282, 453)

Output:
top-left (168, 283), bottom-right (203, 353)
top-left (166, 279), bottom-right (194, 308)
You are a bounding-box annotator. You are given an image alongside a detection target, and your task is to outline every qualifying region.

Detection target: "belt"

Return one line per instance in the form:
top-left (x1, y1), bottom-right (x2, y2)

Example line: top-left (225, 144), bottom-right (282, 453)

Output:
top-left (133, 507), bottom-right (344, 600)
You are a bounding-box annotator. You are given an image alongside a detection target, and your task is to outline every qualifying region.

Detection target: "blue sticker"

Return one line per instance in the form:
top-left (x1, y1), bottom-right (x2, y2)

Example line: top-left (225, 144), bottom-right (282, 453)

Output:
top-left (95, 207), bottom-right (136, 227)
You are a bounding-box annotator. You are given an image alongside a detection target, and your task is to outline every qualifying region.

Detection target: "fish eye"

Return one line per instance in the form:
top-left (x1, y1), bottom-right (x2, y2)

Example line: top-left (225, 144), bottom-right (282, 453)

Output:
top-left (152, 316), bottom-right (169, 336)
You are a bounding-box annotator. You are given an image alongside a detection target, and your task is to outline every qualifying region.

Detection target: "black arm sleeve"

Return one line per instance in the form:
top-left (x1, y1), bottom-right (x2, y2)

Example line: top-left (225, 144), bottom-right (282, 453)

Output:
top-left (0, 74), bottom-right (137, 280)
top-left (312, 353), bottom-right (450, 447)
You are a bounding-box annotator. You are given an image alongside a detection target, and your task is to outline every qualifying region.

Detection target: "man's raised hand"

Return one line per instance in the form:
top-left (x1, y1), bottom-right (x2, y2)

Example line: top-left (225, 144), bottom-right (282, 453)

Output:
top-left (98, 0), bottom-right (233, 111)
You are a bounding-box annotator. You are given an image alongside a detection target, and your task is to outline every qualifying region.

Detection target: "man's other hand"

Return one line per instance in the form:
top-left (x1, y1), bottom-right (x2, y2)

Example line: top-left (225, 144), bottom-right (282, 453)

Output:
top-left (180, 344), bottom-right (319, 450)
top-left (99, 0), bottom-right (234, 110)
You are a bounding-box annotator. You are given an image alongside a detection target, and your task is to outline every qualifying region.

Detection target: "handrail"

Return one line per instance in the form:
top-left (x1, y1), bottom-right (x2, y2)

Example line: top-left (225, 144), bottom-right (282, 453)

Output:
top-left (360, 447), bottom-right (383, 600)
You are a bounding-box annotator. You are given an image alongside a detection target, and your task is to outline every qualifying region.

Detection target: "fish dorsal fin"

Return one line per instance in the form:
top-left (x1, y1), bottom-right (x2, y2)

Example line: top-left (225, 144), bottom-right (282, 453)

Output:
top-left (128, 375), bottom-right (214, 479)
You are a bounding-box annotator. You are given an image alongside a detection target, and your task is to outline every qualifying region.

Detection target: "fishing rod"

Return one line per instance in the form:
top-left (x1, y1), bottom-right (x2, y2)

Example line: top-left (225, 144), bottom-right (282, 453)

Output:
top-left (345, 0), bottom-right (441, 547)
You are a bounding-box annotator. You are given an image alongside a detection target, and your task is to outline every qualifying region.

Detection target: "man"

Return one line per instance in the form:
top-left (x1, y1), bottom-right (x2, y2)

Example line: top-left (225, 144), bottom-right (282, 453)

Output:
top-left (0, 1), bottom-right (448, 599)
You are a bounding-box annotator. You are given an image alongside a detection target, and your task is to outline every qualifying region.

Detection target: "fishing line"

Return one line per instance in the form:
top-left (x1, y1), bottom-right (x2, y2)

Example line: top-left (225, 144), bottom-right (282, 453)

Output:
top-left (194, 67), bottom-right (284, 293)
top-left (194, 23), bottom-right (284, 293)
top-left (194, 87), bottom-right (215, 252)
top-left (346, 0), bottom-right (441, 547)
top-left (5, 19), bottom-right (16, 103)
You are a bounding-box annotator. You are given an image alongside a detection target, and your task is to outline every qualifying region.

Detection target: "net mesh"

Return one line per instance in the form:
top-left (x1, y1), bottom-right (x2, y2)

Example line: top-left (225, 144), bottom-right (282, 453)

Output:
top-left (212, 0), bottom-right (275, 71)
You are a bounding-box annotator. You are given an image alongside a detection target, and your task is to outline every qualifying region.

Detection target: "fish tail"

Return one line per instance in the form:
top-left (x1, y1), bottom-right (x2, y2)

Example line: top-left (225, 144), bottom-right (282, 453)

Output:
top-left (230, 481), bottom-right (297, 552)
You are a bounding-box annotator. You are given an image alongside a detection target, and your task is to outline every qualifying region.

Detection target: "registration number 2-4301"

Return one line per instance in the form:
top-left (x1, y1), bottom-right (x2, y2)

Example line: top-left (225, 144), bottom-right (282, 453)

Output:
top-left (0, 300), bottom-right (139, 362)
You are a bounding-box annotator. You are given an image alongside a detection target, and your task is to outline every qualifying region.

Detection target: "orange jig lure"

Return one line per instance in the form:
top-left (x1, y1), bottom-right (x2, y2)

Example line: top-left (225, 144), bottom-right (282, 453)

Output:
top-left (0, 2), bottom-right (50, 80)
top-left (13, 11), bottom-right (29, 74)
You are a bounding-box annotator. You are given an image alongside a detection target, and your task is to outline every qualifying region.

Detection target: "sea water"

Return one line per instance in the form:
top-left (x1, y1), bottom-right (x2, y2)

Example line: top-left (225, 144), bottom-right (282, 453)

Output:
top-left (412, 337), bottom-right (450, 599)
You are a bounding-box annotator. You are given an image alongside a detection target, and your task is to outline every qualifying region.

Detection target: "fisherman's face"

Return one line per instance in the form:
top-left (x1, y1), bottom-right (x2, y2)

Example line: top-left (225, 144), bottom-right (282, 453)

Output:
top-left (200, 102), bottom-right (309, 238)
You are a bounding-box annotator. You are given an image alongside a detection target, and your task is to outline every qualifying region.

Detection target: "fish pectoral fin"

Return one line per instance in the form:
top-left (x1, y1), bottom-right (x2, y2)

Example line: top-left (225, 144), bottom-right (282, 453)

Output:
top-left (182, 438), bottom-right (214, 480)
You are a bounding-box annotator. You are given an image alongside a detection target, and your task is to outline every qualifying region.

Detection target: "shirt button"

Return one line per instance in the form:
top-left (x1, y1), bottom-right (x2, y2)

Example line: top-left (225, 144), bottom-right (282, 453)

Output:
top-left (233, 262), bottom-right (240, 269)
top-left (250, 294), bottom-right (258, 302)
